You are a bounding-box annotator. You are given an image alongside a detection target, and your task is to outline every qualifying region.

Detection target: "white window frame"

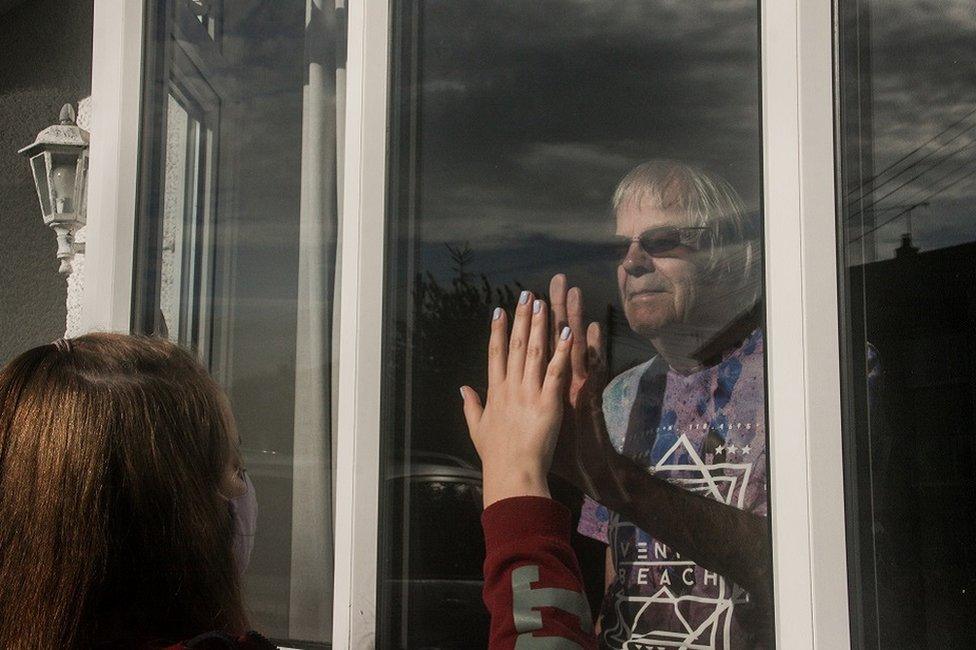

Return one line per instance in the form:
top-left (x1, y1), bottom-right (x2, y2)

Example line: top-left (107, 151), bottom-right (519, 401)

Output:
top-left (330, 0), bottom-right (390, 646)
top-left (84, 0), bottom-right (854, 647)
top-left (762, 0), bottom-right (852, 648)
top-left (83, 0), bottom-right (145, 334)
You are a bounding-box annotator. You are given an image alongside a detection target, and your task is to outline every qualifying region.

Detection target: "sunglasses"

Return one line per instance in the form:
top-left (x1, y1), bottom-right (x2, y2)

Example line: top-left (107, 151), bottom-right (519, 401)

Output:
top-left (615, 226), bottom-right (709, 261)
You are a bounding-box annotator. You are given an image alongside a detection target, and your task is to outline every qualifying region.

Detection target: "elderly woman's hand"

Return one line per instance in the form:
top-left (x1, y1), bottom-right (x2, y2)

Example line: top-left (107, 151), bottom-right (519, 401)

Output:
top-left (460, 291), bottom-right (573, 508)
top-left (548, 274), bottom-right (630, 506)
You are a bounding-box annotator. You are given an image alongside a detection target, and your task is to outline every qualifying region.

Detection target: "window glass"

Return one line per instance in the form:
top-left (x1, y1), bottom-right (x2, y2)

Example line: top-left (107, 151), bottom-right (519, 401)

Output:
top-left (836, 1), bottom-right (976, 647)
top-left (380, 2), bottom-right (773, 648)
top-left (133, 1), bottom-right (344, 645)
top-left (160, 91), bottom-right (212, 353)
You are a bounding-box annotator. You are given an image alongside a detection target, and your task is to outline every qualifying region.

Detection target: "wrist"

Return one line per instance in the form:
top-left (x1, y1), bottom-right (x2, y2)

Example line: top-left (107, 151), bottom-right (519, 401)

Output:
top-left (482, 465), bottom-right (551, 508)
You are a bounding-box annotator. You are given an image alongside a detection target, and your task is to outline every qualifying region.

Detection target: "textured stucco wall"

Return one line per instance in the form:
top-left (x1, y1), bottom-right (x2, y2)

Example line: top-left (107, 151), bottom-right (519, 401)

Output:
top-left (0, 0), bottom-right (93, 364)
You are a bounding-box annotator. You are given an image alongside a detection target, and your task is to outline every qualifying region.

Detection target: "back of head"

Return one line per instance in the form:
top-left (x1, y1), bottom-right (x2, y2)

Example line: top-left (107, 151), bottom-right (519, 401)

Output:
top-left (0, 333), bottom-right (246, 649)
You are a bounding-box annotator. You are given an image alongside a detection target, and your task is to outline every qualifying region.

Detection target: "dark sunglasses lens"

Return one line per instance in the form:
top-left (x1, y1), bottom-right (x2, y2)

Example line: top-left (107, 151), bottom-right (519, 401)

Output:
top-left (639, 231), bottom-right (683, 256)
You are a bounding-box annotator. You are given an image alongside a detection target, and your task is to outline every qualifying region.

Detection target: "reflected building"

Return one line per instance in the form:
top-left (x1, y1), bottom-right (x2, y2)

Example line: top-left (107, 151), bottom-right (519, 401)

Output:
top-left (849, 234), bottom-right (976, 647)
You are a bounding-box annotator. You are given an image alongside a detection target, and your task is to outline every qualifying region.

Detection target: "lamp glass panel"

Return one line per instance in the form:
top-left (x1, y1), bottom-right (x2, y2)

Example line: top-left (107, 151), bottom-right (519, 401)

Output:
top-left (74, 153), bottom-right (89, 219)
top-left (50, 153), bottom-right (78, 214)
top-left (30, 155), bottom-right (52, 216)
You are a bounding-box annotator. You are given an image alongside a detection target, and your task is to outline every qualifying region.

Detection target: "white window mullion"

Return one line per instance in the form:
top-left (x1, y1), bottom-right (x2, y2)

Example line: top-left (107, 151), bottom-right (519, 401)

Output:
top-left (83, 0), bottom-right (145, 334)
top-left (331, 0), bottom-right (391, 647)
top-left (762, 0), bottom-right (851, 648)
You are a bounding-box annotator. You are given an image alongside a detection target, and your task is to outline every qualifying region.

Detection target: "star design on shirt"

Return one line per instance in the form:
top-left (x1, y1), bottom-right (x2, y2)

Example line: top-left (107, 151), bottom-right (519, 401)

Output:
top-left (726, 443), bottom-right (739, 454)
top-left (742, 444), bottom-right (752, 455)
top-left (715, 444), bottom-right (725, 454)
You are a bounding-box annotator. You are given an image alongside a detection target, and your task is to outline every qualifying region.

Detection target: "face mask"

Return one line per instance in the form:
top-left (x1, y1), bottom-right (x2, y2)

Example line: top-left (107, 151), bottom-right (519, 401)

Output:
top-left (228, 471), bottom-right (258, 573)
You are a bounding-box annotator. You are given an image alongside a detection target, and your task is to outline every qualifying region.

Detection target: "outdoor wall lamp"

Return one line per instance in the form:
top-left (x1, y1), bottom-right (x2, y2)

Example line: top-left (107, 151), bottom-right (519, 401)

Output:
top-left (19, 103), bottom-right (89, 276)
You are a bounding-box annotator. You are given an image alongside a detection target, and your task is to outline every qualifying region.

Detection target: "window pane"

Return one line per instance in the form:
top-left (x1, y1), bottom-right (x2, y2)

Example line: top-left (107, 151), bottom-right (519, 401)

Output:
top-left (836, 1), bottom-right (976, 647)
top-left (380, 2), bottom-right (773, 648)
top-left (134, 1), bottom-right (344, 645)
top-left (160, 92), bottom-right (208, 348)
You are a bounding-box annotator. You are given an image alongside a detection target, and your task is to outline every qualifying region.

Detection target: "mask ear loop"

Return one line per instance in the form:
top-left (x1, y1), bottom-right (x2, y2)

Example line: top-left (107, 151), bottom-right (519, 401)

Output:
top-left (52, 338), bottom-right (73, 353)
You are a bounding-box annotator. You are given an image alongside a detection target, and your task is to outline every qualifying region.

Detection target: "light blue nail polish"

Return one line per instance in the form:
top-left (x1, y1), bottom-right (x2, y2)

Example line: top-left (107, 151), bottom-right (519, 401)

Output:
top-left (561, 326), bottom-right (571, 340)
top-left (519, 290), bottom-right (529, 305)
top-left (533, 299), bottom-right (542, 314)
top-left (492, 307), bottom-right (502, 321)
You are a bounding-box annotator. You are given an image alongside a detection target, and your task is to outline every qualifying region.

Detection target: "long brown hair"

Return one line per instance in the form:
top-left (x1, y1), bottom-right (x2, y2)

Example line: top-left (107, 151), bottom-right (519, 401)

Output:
top-left (0, 333), bottom-right (248, 648)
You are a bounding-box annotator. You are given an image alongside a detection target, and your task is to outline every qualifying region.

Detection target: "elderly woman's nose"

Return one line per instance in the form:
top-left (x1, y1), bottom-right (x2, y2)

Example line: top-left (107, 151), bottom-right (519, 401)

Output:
top-left (622, 241), bottom-right (654, 275)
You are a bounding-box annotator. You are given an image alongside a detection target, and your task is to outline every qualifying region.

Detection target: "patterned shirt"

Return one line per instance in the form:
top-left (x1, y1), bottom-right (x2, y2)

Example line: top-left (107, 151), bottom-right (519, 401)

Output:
top-left (578, 328), bottom-right (768, 650)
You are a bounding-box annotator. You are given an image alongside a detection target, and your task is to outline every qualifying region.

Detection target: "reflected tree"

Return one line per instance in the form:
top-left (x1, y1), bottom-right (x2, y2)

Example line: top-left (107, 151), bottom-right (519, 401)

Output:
top-left (410, 243), bottom-right (523, 463)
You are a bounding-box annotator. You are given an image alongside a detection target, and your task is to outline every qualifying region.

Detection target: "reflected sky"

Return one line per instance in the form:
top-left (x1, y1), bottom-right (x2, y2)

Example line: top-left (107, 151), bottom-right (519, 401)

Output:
top-left (409, 0), bottom-right (763, 314)
top-left (847, 0), bottom-right (976, 261)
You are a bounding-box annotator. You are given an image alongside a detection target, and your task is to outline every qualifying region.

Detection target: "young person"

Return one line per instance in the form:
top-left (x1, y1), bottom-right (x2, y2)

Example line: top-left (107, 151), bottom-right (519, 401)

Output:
top-left (0, 334), bottom-right (270, 649)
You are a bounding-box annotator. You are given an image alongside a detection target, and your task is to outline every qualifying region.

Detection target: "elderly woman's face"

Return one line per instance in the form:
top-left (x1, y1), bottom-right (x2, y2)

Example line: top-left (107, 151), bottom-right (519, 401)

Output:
top-left (615, 199), bottom-right (704, 338)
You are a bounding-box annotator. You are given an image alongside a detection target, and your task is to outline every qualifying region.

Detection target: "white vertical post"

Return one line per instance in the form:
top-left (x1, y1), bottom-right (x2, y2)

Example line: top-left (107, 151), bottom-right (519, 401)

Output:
top-left (290, 0), bottom-right (341, 640)
top-left (82, 0), bottom-right (145, 333)
top-left (762, 0), bottom-right (851, 648)
top-left (331, 0), bottom-right (390, 646)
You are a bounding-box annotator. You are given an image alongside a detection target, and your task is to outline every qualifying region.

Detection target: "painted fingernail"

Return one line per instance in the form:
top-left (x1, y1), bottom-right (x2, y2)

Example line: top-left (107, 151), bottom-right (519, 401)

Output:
top-left (519, 290), bottom-right (529, 305)
top-left (492, 307), bottom-right (502, 321)
top-left (459, 386), bottom-right (466, 399)
top-left (533, 299), bottom-right (542, 314)
top-left (561, 326), bottom-right (571, 340)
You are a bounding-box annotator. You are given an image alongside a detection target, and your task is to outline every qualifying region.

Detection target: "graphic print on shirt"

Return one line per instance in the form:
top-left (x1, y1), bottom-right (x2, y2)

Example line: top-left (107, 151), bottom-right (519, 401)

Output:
top-left (602, 434), bottom-right (755, 650)
top-left (578, 328), bottom-right (768, 650)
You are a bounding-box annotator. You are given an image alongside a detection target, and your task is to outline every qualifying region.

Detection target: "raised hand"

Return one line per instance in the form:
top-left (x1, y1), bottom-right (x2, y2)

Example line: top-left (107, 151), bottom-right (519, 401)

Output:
top-left (548, 275), bottom-right (629, 505)
top-left (460, 292), bottom-right (574, 508)
top-left (548, 273), bottom-right (598, 409)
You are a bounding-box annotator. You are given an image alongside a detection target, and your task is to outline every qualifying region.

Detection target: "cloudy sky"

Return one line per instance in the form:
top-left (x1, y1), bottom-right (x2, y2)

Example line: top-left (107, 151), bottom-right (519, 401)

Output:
top-left (399, 0), bottom-right (976, 299)
top-left (845, 0), bottom-right (976, 262)
top-left (399, 0), bottom-right (763, 316)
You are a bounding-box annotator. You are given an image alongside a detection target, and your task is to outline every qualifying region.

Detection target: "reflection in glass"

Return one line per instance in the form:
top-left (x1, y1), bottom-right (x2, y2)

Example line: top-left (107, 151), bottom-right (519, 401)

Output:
top-left (134, 1), bottom-right (345, 645)
top-left (381, 2), bottom-right (771, 648)
top-left (159, 93), bottom-right (202, 345)
top-left (837, 1), bottom-right (976, 647)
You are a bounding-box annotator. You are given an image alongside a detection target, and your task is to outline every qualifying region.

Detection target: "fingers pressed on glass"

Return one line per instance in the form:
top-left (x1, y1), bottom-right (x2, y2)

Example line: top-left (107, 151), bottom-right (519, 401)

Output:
top-left (549, 274), bottom-right (568, 347)
top-left (524, 299), bottom-right (549, 387)
top-left (487, 306), bottom-right (507, 390)
top-left (568, 287), bottom-right (587, 377)
top-left (543, 325), bottom-right (573, 398)
top-left (507, 290), bottom-right (534, 381)
top-left (587, 321), bottom-right (606, 375)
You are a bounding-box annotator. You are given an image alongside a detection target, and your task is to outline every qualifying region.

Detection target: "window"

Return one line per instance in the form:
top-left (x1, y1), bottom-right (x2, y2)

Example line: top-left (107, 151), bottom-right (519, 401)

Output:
top-left (159, 86), bottom-right (216, 357)
top-left (132, 0), bottom-right (344, 645)
top-left (380, 2), bottom-right (774, 647)
top-left (836, 0), bottom-right (976, 646)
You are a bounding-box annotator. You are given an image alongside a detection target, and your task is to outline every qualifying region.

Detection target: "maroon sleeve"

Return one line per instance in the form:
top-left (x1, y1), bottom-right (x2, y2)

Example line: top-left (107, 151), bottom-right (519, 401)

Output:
top-left (482, 496), bottom-right (597, 649)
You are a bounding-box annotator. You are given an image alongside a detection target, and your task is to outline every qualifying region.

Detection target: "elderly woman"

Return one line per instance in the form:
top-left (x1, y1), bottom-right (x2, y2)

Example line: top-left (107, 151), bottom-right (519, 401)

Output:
top-left (466, 160), bottom-right (773, 649)
top-left (557, 160), bottom-right (772, 649)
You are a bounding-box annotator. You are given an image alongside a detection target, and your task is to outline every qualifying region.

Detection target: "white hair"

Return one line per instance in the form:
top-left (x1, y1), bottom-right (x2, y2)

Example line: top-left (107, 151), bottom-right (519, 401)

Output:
top-left (612, 160), bottom-right (762, 317)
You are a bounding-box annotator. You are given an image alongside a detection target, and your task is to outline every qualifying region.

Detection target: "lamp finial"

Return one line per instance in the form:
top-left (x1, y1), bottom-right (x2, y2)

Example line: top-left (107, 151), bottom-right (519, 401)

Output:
top-left (59, 103), bottom-right (76, 126)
